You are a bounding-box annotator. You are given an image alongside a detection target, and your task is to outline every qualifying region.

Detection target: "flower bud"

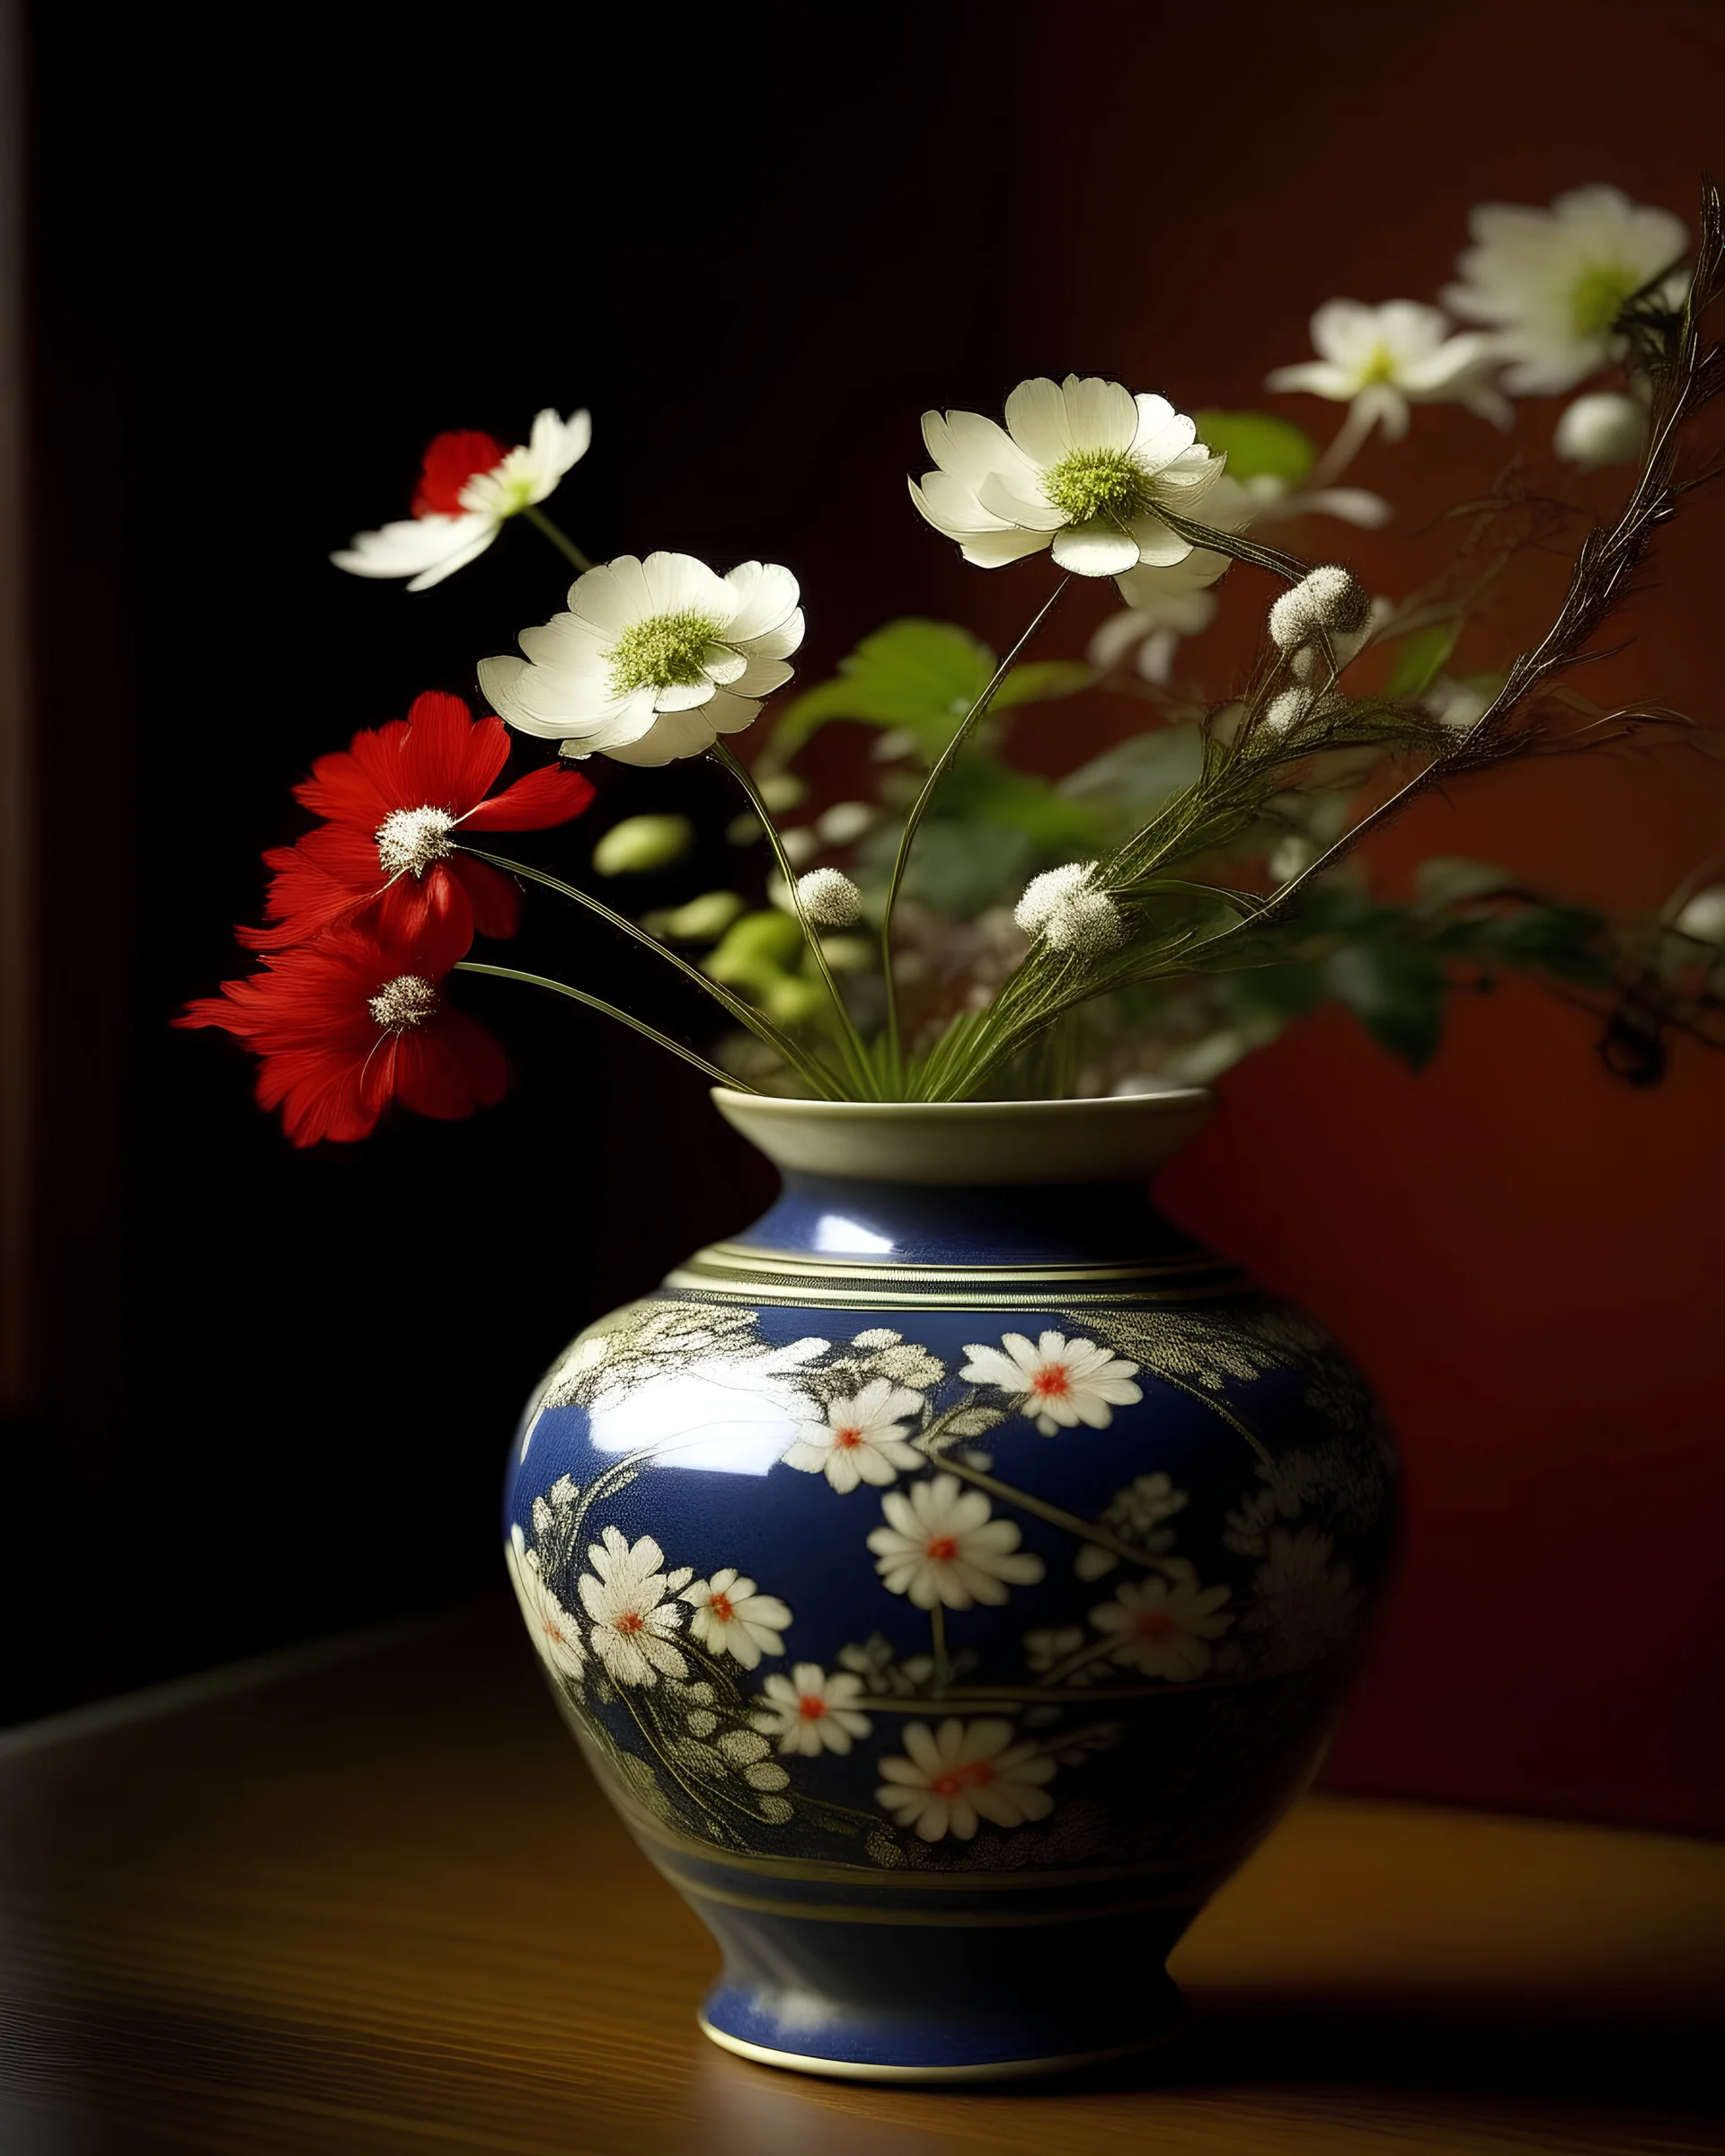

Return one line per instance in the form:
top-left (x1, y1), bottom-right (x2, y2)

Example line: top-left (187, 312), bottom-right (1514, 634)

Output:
top-left (1553, 391), bottom-right (1646, 472)
top-left (1269, 566), bottom-right (1373, 679)
top-left (1674, 886), bottom-right (1725, 946)
top-left (1014, 862), bottom-right (1097, 936)
top-left (1261, 688), bottom-right (1314, 736)
top-left (659, 890), bottom-right (745, 941)
top-left (795, 867), bottom-right (864, 927)
top-left (591, 814), bottom-right (694, 876)
top-left (1044, 888), bottom-right (1125, 955)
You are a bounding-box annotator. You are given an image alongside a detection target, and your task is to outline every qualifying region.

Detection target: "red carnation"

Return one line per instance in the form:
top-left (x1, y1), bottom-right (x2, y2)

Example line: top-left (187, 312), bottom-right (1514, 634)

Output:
top-left (176, 915), bottom-right (506, 1147)
top-left (412, 430), bottom-right (509, 517)
top-left (243, 690), bottom-right (593, 953)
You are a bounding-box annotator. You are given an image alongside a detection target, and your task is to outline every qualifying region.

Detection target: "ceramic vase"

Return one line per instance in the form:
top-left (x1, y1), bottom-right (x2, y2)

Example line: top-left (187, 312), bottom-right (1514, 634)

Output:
top-left (503, 1089), bottom-right (1398, 2082)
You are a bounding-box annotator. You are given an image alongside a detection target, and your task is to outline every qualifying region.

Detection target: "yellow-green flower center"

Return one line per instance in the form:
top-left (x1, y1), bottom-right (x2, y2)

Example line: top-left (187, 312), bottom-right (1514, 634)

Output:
top-left (1358, 345), bottom-right (1398, 384)
top-left (1570, 263), bottom-right (1641, 338)
top-left (1041, 446), bottom-right (1154, 528)
top-left (608, 609), bottom-right (725, 696)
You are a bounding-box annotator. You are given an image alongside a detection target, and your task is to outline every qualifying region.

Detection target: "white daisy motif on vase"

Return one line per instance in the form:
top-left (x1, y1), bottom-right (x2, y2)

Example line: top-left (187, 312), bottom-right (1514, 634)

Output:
top-left (680, 1568), bottom-right (792, 1671)
top-left (960, 1330), bottom-right (1143, 1436)
top-left (751, 1663), bottom-right (874, 1757)
top-left (1248, 1526), bottom-right (1365, 1671)
top-left (875, 1719), bottom-right (1057, 1842)
top-left (1266, 300), bottom-right (1510, 444)
top-left (332, 410), bottom-right (591, 590)
top-left (1089, 1564), bottom-right (1233, 1681)
top-left (910, 374), bottom-right (1225, 578)
top-left (478, 552), bottom-right (803, 766)
top-left (504, 1524), bottom-right (587, 1683)
top-left (866, 1473), bottom-right (1045, 1611)
top-left (1443, 184), bottom-right (1689, 396)
top-left (782, 1378), bottom-right (927, 1493)
top-left (577, 1525), bottom-right (692, 1687)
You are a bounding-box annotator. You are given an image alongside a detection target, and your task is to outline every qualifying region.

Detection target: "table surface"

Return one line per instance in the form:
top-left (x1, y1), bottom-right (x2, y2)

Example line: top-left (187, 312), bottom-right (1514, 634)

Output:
top-left (1, 1603), bottom-right (1720, 2156)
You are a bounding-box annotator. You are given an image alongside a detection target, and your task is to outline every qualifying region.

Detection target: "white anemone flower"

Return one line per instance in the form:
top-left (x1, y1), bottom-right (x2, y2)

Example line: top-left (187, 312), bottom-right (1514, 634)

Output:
top-left (751, 1663), bottom-right (873, 1757)
top-left (1444, 185), bottom-right (1688, 396)
top-left (505, 1524), bottom-right (587, 1683)
top-left (681, 1568), bottom-right (792, 1670)
top-left (874, 1718), bottom-right (1056, 1842)
top-left (576, 1525), bottom-right (692, 1687)
top-left (911, 374), bottom-right (1225, 578)
top-left (1267, 301), bottom-right (1510, 443)
top-left (867, 1474), bottom-right (1045, 1611)
top-left (1091, 547), bottom-right (1232, 683)
top-left (478, 553), bottom-right (804, 767)
top-left (960, 1329), bottom-right (1143, 1436)
top-left (332, 409), bottom-right (591, 591)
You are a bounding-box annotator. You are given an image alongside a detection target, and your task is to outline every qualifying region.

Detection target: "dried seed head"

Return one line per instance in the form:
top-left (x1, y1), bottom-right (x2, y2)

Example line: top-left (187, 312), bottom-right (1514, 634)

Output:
top-left (795, 868), bottom-right (864, 927)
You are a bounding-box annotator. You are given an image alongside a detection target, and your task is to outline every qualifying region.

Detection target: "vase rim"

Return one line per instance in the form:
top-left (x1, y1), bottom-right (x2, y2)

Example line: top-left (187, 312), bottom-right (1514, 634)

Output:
top-left (710, 1086), bottom-right (1214, 1186)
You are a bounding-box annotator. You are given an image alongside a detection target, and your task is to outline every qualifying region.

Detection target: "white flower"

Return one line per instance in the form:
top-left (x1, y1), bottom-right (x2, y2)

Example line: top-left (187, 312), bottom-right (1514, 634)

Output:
top-left (794, 868), bottom-right (863, 927)
top-left (783, 1378), bottom-right (926, 1494)
top-left (1023, 1625), bottom-right (1086, 1674)
top-left (911, 374), bottom-right (1225, 578)
top-left (1675, 887), bottom-right (1725, 945)
top-left (1268, 567), bottom-right (1373, 680)
top-left (1089, 1567), bottom-right (1233, 1680)
top-left (681, 1568), bottom-right (792, 1670)
top-left (1223, 1486), bottom-right (1278, 1557)
top-left (875, 1718), bottom-right (1056, 1841)
top-left (332, 410), bottom-right (591, 590)
top-left (478, 552), bottom-right (804, 766)
top-left (1267, 300), bottom-right (1510, 439)
top-left (1090, 547), bottom-right (1231, 683)
top-left (1445, 185), bottom-right (1688, 395)
top-left (867, 1473), bottom-right (1045, 1610)
top-left (1247, 1527), bottom-right (1363, 1671)
top-left (960, 1329), bottom-right (1143, 1436)
top-left (577, 1524), bottom-right (691, 1686)
top-left (505, 1524), bottom-right (587, 1683)
top-left (816, 800), bottom-right (877, 845)
top-left (1014, 862), bottom-right (1098, 936)
top-left (1553, 389), bottom-right (1647, 471)
top-left (751, 1662), bottom-right (873, 1756)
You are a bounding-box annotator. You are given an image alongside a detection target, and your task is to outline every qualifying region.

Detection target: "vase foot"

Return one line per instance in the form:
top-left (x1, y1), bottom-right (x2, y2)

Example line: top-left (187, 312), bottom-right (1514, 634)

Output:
top-left (697, 2010), bottom-right (1174, 2083)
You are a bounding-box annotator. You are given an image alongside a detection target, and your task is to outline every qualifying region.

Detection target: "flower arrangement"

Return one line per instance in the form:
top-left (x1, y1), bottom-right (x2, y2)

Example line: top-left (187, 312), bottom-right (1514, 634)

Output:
top-left (182, 182), bottom-right (1725, 1135)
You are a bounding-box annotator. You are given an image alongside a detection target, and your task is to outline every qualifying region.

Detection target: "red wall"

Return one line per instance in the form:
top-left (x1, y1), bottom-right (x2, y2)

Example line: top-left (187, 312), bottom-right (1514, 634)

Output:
top-left (1008, 0), bottom-right (1725, 1833)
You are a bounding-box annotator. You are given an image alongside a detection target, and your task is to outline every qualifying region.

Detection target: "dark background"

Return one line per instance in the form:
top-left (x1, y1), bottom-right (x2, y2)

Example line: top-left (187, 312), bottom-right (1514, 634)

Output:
top-left (6, 1), bottom-right (1723, 1831)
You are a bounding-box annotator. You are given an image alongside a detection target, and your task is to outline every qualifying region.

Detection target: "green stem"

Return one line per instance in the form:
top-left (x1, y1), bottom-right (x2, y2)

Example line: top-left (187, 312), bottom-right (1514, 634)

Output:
top-left (930, 1604), bottom-right (949, 1699)
top-left (1152, 506), bottom-right (1312, 583)
top-left (521, 504), bottom-right (593, 573)
top-left (454, 959), bottom-right (748, 1090)
top-left (879, 577), bottom-right (1071, 1090)
top-left (456, 844), bottom-right (844, 1100)
top-left (708, 741), bottom-right (877, 1097)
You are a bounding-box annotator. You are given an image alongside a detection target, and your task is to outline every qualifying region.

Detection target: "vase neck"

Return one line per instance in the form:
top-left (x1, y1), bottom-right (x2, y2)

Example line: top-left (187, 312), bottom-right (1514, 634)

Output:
top-left (729, 1171), bottom-right (1203, 1268)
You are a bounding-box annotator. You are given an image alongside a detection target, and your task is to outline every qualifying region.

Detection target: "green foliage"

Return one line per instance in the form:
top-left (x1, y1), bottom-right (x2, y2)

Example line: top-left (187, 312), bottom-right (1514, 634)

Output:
top-left (1058, 729), bottom-right (1207, 826)
top-left (856, 817), bottom-right (1039, 918)
top-left (703, 909), bottom-right (804, 994)
top-left (1193, 410), bottom-right (1317, 485)
top-left (1322, 940), bottom-right (1449, 1067)
top-left (1381, 622), bottom-right (1460, 700)
top-left (765, 619), bottom-right (1091, 767)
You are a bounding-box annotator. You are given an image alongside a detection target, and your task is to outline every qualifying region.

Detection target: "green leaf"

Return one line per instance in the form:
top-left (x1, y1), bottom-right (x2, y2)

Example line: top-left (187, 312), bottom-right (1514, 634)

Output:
top-left (1058, 728), bottom-right (1205, 818)
top-left (1193, 410), bottom-right (1317, 485)
top-left (857, 817), bottom-right (1037, 918)
top-left (765, 619), bottom-right (995, 764)
top-left (1382, 622), bottom-right (1460, 700)
top-left (933, 755), bottom-right (1110, 851)
top-left (990, 660), bottom-right (1094, 711)
top-left (1323, 941), bottom-right (1449, 1067)
top-left (1413, 856), bottom-right (1515, 911)
top-left (1480, 905), bottom-right (1614, 987)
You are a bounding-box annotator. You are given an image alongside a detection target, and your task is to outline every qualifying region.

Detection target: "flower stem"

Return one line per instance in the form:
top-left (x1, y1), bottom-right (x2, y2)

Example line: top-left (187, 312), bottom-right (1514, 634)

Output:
top-left (878, 577), bottom-right (1072, 1091)
top-left (521, 504), bottom-right (593, 573)
top-left (456, 844), bottom-right (844, 1099)
top-left (708, 740), bottom-right (878, 1098)
top-left (454, 959), bottom-right (752, 1090)
top-left (929, 1604), bottom-right (949, 1698)
top-left (1307, 397), bottom-right (1378, 490)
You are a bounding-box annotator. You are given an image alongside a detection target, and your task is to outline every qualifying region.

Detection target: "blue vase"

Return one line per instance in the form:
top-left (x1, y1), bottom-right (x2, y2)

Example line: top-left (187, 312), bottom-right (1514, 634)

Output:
top-left (503, 1091), bottom-right (1398, 2082)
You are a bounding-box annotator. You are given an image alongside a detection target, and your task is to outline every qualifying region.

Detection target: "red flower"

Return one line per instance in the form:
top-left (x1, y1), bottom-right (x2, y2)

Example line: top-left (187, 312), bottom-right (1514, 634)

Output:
top-left (242, 690), bottom-right (594, 952)
top-left (176, 915), bottom-right (506, 1146)
top-left (412, 430), bottom-right (509, 517)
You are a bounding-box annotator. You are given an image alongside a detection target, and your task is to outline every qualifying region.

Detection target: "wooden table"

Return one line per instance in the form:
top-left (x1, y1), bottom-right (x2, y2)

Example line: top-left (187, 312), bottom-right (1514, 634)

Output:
top-left (1, 1603), bottom-right (1720, 2155)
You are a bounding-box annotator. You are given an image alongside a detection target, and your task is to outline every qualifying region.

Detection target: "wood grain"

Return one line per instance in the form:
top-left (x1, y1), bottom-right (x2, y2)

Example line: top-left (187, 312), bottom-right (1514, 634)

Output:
top-left (1, 1601), bottom-right (1720, 2154)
